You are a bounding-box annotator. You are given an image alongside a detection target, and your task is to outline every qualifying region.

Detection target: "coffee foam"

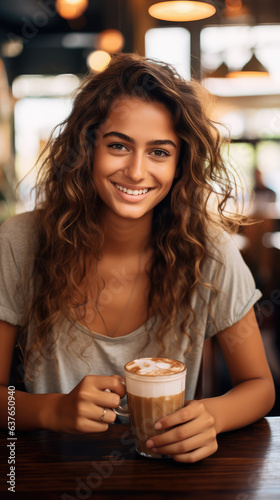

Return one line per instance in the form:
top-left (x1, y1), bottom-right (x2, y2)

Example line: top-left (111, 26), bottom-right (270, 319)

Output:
top-left (124, 358), bottom-right (186, 398)
top-left (125, 357), bottom-right (185, 376)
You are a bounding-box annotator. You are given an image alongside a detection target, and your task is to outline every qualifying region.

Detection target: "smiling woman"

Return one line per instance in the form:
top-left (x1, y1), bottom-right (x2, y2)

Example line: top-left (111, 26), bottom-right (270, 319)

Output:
top-left (0, 53), bottom-right (275, 463)
top-left (92, 98), bottom-right (180, 219)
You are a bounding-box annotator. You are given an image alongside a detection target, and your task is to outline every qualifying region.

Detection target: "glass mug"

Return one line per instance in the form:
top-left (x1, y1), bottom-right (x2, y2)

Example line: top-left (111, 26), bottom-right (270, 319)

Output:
top-left (114, 357), bottom-right (187, 458)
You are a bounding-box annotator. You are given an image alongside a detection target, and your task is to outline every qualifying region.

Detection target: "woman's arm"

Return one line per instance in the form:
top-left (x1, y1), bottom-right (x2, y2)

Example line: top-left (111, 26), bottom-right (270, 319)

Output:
top-left (146, 308), bottom-right (275, 462)
top-left (0, 320), bottom-right (126, 432)
top-left (202, 307), bottom-right (275, 433)
top-left (0, 320), bottom-right (61, 431)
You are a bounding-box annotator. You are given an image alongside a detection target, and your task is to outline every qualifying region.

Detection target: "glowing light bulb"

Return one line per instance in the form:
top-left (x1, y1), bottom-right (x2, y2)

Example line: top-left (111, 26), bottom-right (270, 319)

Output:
top-left (148, 1), bottom-right (216, 22)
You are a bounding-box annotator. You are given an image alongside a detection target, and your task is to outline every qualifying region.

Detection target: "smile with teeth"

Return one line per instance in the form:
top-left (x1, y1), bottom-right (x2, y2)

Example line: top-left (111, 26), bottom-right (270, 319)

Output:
top-left (114, 183), bottom-right (150, 196)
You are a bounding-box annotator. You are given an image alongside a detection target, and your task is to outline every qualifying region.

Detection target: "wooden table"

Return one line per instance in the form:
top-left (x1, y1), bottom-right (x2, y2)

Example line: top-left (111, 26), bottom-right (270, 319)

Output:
top-left (0, 417), bottom-right (280, 500)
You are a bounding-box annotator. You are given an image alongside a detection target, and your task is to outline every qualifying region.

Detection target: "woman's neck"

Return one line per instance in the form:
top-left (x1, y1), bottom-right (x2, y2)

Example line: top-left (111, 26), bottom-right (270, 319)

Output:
top-left (101, 208), bottom-right (153, 256)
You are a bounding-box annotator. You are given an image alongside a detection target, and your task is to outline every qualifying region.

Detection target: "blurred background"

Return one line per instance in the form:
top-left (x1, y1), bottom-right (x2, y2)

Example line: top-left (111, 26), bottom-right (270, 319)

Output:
top-left (0, 0), bottom-right (279, 412)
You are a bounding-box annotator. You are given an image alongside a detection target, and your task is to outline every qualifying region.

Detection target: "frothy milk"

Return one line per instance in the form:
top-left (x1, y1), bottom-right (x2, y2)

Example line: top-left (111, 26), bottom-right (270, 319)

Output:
top-left (125, 357), bottom-right (186, 398)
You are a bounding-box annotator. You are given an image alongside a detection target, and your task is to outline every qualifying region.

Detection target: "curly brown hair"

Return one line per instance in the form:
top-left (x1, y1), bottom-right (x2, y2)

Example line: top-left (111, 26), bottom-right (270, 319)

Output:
top-left (21, 52), bottom-right (246, 376)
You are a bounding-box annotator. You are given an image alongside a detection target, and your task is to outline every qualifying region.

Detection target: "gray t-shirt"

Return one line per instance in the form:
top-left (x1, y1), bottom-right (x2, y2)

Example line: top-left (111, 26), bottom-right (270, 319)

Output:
top-left (0, 212), bottom-right (262, 399)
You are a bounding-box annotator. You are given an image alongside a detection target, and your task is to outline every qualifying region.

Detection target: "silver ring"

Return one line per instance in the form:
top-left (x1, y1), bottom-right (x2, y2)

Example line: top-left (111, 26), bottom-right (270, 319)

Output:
top-left (101, 408), bottom-right (106, 423)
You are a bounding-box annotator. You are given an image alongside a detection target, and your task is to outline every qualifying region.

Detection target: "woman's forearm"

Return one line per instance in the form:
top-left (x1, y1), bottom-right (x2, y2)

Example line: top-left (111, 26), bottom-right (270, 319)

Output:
top-left (202, 377), bottom-right (276, 434)
top-left (0, 386), bottom-right (62, 431)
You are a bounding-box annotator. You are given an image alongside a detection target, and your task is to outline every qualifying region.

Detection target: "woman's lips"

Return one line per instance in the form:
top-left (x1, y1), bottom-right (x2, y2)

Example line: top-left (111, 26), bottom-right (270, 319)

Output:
top-left (114, 182), bottom-right (150, 195)
top-left (111, 181), bottom-right (154, 202)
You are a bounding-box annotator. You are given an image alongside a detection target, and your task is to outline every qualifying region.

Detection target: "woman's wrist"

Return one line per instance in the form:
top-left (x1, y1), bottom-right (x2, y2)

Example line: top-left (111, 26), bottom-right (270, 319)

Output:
top-left (39, 393), bottom-right (65, 431)
top-left (201, 396), bottom-right (225, 435)
top-left (201, 377), bottom-right (275, 435)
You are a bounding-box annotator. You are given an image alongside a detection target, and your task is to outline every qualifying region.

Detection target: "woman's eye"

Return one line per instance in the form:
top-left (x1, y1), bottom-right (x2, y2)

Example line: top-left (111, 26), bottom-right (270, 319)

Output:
top-left (108, 143), bottom-right (128, 151)
top-left (151, 149), bottom-right (170, 158)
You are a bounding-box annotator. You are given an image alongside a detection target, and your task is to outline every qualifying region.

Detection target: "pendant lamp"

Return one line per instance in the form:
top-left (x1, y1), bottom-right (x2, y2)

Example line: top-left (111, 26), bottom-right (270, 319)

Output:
top-left (204, 62), bottom-right (230, 79)
top-left (227, 54), bottom-right (269, 78)
top-left (148, 1), bottom-right (216, 22)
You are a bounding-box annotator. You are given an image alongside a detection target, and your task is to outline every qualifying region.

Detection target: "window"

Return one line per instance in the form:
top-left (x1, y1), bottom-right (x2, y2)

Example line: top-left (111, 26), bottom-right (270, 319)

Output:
top-left (12, 75), bottom-right (79, 212)
top-left (145, 27), bottom-right (191, 79)
top-left (201, 25), bottom-right (280, 96)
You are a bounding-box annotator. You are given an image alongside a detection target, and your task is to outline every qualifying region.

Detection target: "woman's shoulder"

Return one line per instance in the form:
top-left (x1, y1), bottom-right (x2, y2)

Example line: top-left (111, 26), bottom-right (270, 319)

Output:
top-left (205, 224), bottom-right (235, 251)
top-left (0, 211), bottom-right (39, 256)
top-left (203, 226), bottom-right (244, 273)
top-left (0, 210), bottom-right (38, 240)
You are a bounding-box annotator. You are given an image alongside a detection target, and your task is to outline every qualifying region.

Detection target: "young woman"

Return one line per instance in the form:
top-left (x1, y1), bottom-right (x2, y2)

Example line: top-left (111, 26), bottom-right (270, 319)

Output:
top-left (0, 53), bottom-right (275, 463)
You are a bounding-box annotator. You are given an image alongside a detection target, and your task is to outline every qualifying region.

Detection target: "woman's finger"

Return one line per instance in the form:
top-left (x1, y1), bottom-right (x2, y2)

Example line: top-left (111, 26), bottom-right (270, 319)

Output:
top-left (146, 426), bottom-right (187, 449)
top-left (148, 418), bottom-right (207, 449)
top-left (149, 427), bottom-right (216, 455)
top-left (89, 375), bottom-right (126, 396)
top-left (94, 406), bottom-right (116, 424)
top-left (155, 401), bottom-right (204, 430)
top-left (70, 416), bottom-right (110, 434)
top-left (90, 389), bottom-right (122, 409)
top-left (171, 443), bottom-right (219, 463)
top-left (80, 403), bottom-right (117, 424)
top-left (112, 374), bottom-right (126, 383)
top-left (147, 412), bottom-right (216, 450)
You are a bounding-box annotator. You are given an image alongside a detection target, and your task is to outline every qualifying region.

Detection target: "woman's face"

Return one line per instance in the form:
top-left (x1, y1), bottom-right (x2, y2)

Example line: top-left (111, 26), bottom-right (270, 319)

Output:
top-left (92, 96), bottom-right (180, 221)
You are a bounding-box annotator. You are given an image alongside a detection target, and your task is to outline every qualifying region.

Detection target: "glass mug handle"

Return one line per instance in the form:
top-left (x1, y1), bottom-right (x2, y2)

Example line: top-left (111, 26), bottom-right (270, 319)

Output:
top-left (113, 405), bottom-right (129, 417)
top-left (105, 388), bottom-right (129, 417)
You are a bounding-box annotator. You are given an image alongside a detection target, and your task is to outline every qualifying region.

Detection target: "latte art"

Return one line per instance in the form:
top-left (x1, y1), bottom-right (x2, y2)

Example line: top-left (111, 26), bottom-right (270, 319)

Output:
top-left (124, 358), bottom-right (186, 398)
top-left (125, 357), bottom-right (185, 376)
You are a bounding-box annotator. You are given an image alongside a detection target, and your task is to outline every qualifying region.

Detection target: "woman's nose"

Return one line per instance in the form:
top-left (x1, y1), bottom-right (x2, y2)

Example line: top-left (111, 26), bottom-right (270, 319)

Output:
top-left (123, 153), bottom-right (147, 182)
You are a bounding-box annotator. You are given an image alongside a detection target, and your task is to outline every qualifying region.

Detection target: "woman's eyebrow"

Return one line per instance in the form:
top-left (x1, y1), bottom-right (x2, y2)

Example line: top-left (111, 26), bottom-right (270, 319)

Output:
top-left (103, 131), bottom-right (177, 148)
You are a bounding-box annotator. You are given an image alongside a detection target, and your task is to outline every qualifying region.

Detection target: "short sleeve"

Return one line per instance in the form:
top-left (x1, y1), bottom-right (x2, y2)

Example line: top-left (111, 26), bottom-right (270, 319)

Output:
top-left (205, 233), bottom-right (262, 337)
top-left (0, 213), bottom-right (36, 326)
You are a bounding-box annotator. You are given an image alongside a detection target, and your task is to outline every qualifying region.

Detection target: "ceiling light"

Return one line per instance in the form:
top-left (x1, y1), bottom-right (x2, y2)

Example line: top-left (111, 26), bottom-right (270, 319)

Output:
top-left (227, 54), bottom-right (269, 78)
top-left (148, 1), bottom-right (216, 22)
top-left (86, 51), bottom-right (111, 73)
top-left (204, 62), bottom-right (230, 79)
top-left (95, 30), bottom-right (125, 53)
top-left (55, 0), bottom-right (88, 20)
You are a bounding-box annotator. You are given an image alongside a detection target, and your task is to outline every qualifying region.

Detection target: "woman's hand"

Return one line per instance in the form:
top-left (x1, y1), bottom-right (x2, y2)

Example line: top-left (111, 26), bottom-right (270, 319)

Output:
top-left (45, 375), bottom-right (126, 434)
top-left (146, 400), bottom-right (218, 463)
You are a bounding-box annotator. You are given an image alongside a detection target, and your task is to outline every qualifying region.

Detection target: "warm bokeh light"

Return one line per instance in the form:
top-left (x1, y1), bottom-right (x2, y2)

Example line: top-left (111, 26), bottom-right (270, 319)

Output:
top-left (225, 0), bottom-right (242, 7)
top-left (227, 71), bottom-right (270, 78)
top-left (1, 39), bottom-right (23, 58)
top-left (96, 30), bottom-right (125, 53)
top-left (55, 0), bottom-right (88, 20)
top-left (148, 1), bottom-right (216, 22)
top-left (223, 5), bottom-right (251, 18)
top-left (86, 51), bottom-right (111, 72)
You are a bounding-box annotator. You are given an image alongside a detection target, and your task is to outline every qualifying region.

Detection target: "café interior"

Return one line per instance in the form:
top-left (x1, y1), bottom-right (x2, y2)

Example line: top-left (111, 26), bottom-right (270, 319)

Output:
top-left (0, 0), bottom-right (279, 414)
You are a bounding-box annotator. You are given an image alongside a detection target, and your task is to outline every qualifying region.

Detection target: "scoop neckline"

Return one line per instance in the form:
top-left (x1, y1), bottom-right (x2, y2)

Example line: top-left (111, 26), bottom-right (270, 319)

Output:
top-left (75, 315), bottom-right (157, 342)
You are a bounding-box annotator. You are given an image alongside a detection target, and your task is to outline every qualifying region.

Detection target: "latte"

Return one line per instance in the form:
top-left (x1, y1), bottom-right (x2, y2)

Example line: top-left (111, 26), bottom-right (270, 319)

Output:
top-left (124, 357), bottom-right (186, 458)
